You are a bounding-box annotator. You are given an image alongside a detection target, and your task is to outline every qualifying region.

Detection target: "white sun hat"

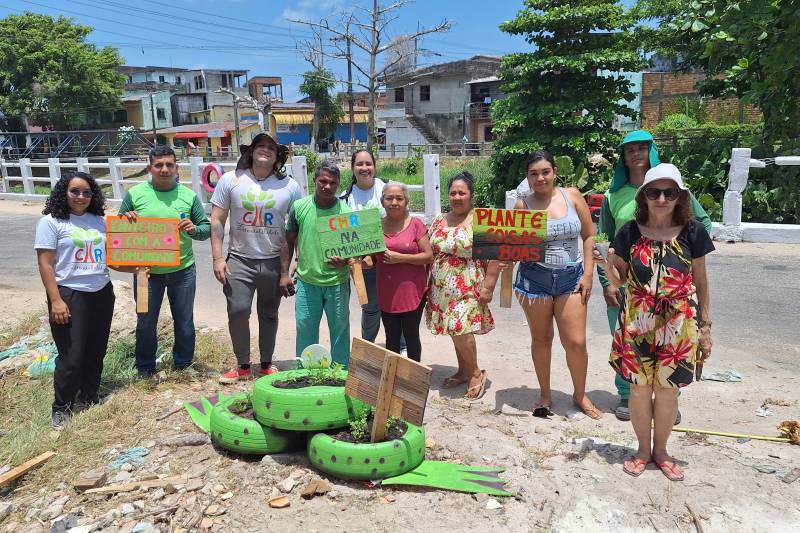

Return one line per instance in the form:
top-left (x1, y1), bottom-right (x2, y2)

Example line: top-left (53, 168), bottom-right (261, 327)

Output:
top-left (640, 163), bottom-right (688, 191)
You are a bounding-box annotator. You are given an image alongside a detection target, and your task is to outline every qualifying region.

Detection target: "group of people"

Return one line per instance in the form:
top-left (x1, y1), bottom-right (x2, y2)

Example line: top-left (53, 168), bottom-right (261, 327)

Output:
top-left (34, 130), bottom-right (714, 481)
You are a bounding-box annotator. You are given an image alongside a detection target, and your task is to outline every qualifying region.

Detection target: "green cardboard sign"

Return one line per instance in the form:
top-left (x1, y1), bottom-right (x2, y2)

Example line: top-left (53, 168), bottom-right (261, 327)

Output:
top-left (316, 208), bottom-right (386, 260)
top-left (472, 207), bottom-right (548, 262)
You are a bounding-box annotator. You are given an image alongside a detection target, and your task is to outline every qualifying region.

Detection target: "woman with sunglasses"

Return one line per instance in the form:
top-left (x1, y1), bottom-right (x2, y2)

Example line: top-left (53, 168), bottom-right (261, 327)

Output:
top-left (35, 172), bottom-right (129, 427)
top-left (594, 163), bottom-right (714, 481)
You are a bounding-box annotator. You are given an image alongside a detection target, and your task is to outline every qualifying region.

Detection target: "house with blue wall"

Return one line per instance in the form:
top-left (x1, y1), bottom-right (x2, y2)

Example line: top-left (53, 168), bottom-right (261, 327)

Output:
top-left (271, 102), bottom-right (369, 146)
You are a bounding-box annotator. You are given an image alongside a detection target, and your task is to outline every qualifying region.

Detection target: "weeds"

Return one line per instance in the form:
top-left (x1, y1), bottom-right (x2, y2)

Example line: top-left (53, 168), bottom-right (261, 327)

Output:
top-left (349, 407), bottom-right (372, 442)
top-left (0, 308), bottom-right (45, 351)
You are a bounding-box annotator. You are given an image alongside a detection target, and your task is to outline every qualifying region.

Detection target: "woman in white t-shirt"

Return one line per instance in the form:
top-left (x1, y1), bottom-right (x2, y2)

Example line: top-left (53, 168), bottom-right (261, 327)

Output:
top-left (340, 149), bottom-right (385, 342)
top-left (34, 172), bottom-right (127, 428)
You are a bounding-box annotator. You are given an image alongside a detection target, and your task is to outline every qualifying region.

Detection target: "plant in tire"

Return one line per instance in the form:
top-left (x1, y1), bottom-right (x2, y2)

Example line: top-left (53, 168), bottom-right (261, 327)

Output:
top-left (307, 418), bottom-right (426, 480)
top-left (252, 369), bottom-right (368, 431)
top-left (209, 392), bottom-right (301, 455)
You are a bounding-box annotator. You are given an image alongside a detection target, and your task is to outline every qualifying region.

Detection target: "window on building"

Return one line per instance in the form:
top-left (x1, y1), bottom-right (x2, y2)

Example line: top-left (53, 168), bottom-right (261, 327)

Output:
top-left (194, 75), bottom-right (204, 90)
top-left (221, 74), bottom-right (229, 88)
top-left (394, 87), bottom-right (404, 103)
top-left (175, 76), bottom-right (181, 85)
top-left (127, 75), bottom-right (133, 84)
top-left (158, 75), bottom-right (166, 83)
top-left (420, 85), bottom-right (430, 102)
top-left (156, 108), bottom-right (166, 120)
top-left (484, 125), bottom-right (494, 142)
top-left (113, 110), bottom-right (127, 123)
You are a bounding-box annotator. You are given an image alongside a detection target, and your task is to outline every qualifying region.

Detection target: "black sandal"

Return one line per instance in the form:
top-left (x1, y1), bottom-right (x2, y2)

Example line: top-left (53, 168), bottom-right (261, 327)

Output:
top-left (532, 405), bottom-right (554, 418)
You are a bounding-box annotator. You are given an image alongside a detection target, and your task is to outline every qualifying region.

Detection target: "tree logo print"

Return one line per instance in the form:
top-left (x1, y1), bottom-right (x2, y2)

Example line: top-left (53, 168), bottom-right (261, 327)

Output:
top-left (240, 188), bottom-right (276, 226)
top-left (70, 228), bottom-right (103, 263)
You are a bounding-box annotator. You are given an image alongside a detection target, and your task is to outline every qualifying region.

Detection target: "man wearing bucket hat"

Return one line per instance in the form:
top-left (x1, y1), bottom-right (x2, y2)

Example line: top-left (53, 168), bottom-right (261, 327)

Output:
top-left (210, 131), bottom-right (302, 382)
top-left (597, 130), bottom-right (712, 421)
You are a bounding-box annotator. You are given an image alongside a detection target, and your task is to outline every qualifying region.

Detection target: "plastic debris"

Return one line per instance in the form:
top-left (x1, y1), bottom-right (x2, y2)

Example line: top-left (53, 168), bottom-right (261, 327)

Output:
top-left (756, 403), bottom-right (772, 418)
top-left (701, 370), bottom-right (742, 382)
top-left (108, 447), bottom-right (150, 470)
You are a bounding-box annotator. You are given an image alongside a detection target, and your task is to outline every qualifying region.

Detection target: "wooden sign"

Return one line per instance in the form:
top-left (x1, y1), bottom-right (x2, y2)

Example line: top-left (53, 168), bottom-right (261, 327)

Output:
top-left (472, 208), bottom-right (548, 263)
top-left (346, 338), bottom-right (432, 442)
top-left (107, 217), bottom-right (180, 313)
top-left (316, 208), bottom-right (386, 261)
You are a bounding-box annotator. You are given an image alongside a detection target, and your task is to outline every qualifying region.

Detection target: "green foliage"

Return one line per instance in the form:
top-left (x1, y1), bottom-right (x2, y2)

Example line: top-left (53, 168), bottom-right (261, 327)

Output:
top-left (293, 147), bottom-right (318, 177)
top-left (594, 232), bottom-right (609, 243)
top-left (441, 158), bottom-right (495, 208)
top-left (299, 68), bottom-right (344, 141)
top-left (655, 114), bottom-right (698, 135)
top-left (638, 0), bottom-right (800, 144)
top-left (0, 13), bottom-right (125, 130)
top-left (349, 407), bottom-right (371, 442)
top-left (490, 0), bottom-right (646, 206)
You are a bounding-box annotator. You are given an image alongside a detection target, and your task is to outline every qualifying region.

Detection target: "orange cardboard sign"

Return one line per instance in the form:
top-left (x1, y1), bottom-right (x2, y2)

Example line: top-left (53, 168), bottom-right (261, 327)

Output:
top-left (106, 217), bottom-right (180, 267)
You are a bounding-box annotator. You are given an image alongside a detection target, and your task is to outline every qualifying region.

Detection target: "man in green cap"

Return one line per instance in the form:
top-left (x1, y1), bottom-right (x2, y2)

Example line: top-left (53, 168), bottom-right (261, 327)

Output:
top-left (598, 130), bottom-right (712, 421)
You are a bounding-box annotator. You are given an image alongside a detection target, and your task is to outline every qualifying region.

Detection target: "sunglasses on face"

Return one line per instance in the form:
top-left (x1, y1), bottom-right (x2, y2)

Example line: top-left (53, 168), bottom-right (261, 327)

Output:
top-left (68, 189), bottom-right (93, 198)
top-left (644, 186), bottom-right (680, 201)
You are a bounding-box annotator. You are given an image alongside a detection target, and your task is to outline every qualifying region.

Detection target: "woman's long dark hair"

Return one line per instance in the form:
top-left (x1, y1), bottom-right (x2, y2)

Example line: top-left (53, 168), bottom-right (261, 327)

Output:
top-left (634, 189), bottom-right (693, 226)
top-left (524, 149), bottom-right (557, 173)
top-left (43, 172), bottom-right (106, 220)
top-left (341, 149), bottom-right (376, 200)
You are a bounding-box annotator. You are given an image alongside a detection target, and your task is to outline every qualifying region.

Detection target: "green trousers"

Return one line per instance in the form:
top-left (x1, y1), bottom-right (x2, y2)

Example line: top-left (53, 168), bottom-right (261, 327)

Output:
top-left (295, 279), bottom-right (351, 367)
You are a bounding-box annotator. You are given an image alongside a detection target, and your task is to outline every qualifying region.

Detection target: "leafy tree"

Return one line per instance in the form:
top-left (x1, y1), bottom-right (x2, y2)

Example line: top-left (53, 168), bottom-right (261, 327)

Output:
top-left (489, 0), bottom-right (645, 204)
top-left (299, 68), bottom-right (344, 149)
top-left (0, 13), bottom-right (125, 130)
top-left (637, 0), bottom-right (800, 144)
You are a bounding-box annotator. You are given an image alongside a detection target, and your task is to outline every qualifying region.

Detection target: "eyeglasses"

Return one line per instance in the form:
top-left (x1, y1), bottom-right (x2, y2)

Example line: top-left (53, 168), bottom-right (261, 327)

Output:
top-left (68, 189), bottom-right (93, 198)
top-left (643, 187), bottom-right (680, 201)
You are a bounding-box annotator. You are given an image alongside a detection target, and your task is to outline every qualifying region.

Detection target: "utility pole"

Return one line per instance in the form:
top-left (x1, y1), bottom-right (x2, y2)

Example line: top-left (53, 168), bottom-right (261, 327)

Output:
top-left (346, 35), bottom-right (355, 144)
top-left (217, 88), bottom-right (243, 153)
top-left (149, 90), bottom-right (158, 145)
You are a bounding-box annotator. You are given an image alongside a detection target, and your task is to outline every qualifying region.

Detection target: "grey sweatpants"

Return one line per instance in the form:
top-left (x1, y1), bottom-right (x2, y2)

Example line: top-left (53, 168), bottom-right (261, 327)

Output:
top-left (223, 254), bottom-right (283, 365)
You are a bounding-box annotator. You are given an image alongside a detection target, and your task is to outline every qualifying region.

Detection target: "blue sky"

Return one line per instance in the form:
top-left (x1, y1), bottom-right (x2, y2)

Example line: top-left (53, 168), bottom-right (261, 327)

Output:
top-left (0, 0), bottom-right (539, 101)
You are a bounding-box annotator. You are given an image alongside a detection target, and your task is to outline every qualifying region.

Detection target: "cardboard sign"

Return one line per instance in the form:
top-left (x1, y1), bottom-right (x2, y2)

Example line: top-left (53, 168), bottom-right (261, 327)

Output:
top-left (472, 208), bottom-right (548, 262)
top-left (346, 338), bottom-right (432, 442)
top-left (316, 208), bottom-right (386, 260)
top-left (106, 217), bottom-right (181, 267)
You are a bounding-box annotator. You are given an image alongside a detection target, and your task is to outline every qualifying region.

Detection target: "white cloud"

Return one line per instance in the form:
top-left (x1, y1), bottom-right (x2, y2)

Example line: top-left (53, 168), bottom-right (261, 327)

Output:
top-left (279, 0), bottom-right (345, 24)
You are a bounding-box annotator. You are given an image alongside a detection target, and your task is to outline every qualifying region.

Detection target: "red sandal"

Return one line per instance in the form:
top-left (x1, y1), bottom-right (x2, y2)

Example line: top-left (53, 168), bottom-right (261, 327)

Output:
top-left (623, 457), bottom-right (649, 477)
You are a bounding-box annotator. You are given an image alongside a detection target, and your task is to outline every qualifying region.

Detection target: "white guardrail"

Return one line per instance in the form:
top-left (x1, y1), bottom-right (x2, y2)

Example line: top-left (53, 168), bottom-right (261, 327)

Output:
top-left (0, 154), bottom-right (444, 221)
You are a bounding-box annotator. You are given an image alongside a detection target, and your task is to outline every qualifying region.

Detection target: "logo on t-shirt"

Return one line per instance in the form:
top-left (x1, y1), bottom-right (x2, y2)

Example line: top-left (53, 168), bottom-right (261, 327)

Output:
top-left (241, 187), bottom-right (277, 227)
top-left (70, 227), bottom-right (104, 263)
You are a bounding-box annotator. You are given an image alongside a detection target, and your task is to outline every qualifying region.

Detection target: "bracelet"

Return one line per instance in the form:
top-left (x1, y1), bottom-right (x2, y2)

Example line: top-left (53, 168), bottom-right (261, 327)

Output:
top-left (699, 320), bottom-right (712, 328)
top-left (213, 257), bottom-right (225, 262)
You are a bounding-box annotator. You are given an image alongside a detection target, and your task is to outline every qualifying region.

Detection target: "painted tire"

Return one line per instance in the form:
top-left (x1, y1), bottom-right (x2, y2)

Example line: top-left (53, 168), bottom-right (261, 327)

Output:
top-left (252, 369), bottom-right (368, 432)
top-left (307, 423), bottom-right (426, 480)
top-left (209, 393), bottom-right (301, 455)
top-left (201, 163), bottom-right (224, 193)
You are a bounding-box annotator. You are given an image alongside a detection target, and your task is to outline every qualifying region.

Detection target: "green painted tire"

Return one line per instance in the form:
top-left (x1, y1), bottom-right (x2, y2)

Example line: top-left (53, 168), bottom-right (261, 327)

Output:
top-left (307, 423), bottom-right (426, 480)
top-left (252, 369), bottom-right (368, 431)
top-left (209, 393), bottom-right (301, 455)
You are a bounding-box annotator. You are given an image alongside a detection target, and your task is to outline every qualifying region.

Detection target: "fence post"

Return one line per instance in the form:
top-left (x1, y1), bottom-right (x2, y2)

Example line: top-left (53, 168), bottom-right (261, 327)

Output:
top-left (108, 157), bottom-right (125, 200)
top-left (407, 143), bottom-right (412, 158)
top-left (719, 147), bottom-right (750, 242)
top-left (76, 157), bottom-right (89, 174)
top-left (291, 156), bottom-right (308, 197)
top-left (390, 143), bottom-right (395, 158)
top-left (189, 156), bottom-right (205, 200)
top-left (47, 158), bottom-right (60, 187)
top-left (20, 158), bottom-right (33, 195)
top-left (423, 154), bottom-right (441, 221)
top-left (0, 158), bottom-right (7, 192)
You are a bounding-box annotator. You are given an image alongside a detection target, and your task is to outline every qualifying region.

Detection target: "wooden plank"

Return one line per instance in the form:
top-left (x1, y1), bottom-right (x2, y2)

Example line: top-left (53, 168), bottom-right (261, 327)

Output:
top-left (0, 451), bottom-right (55, 486)
top-left (370, 354), bottom-right (399, 442)
top-left (351, 262), bottom-right (369, 305)
top-left (136, 268), bottom-right (149, 314)
top-left (83, 475), bottom-right (188, 495)
top-left (500, 268), bottom-right (513, 308)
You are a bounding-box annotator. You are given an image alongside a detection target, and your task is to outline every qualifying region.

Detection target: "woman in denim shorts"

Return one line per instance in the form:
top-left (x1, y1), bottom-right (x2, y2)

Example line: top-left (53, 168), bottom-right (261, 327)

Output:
top-left (513, 150), bottom-right (602, 419)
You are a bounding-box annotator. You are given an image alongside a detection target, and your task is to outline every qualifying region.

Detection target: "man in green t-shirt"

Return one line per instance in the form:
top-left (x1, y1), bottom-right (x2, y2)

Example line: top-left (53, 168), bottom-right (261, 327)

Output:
top-left (285, 161), bottom-right (352, 366)
top-left (598, 130), bottom-right (712, 421)
top-left (119, 146), bottom-right (210, 377)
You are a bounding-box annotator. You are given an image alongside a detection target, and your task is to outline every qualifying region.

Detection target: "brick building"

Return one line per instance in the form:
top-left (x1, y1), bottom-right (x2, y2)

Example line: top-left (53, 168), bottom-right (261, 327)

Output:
top-left (640, 72), bottom-right (761, 129)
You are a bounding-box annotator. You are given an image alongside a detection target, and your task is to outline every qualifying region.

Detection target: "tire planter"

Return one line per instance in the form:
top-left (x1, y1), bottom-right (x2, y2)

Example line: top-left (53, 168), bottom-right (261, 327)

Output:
top-left (307, 422), bottom-right (426, 480)
top-left (209, 393), bottom-right (301, 455)
top-left (252, 369), bottom-right (368, 431)
top-left (201, 163), bottom-right (224, 193)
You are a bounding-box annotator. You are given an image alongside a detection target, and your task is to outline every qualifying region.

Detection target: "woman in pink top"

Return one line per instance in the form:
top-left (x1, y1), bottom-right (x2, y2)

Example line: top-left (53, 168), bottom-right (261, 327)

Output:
top-left (376, 182), bottom-right (433, 361)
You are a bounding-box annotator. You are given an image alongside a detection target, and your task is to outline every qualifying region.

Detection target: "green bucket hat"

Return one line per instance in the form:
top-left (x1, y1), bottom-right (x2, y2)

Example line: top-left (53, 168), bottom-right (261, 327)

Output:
top-left (609, 130), bottom-right (661, 193)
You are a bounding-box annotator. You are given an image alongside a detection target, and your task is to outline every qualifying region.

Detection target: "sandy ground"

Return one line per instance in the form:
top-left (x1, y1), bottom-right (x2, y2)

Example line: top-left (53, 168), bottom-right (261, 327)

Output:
top-left (1, 199), bottom-right (799, 532)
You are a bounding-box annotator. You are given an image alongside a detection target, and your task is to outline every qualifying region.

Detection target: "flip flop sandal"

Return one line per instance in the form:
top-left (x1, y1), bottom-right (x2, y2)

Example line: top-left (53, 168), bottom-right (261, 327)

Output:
top-left (532, 405), bottom-right (554, 418)
top-left (656, 461), bottom-right (685, 481)
top-left (442, 376), bottom-right (469, 389)
top-left (623, 457), bottom-right (649, 477)
top-left (464, 371), bottom-right (487, 401)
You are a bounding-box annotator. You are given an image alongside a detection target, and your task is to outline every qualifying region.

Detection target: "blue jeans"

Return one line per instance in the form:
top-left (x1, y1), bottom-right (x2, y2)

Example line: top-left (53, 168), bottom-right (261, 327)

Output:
top-left (360, 267), bottom-right (381, 342)
top-left (514, 262), bottom-right (584, 300)
top-left (134, 264), bottom-right (196, 372)
top-left (295, 279), bottom-right (350, 367)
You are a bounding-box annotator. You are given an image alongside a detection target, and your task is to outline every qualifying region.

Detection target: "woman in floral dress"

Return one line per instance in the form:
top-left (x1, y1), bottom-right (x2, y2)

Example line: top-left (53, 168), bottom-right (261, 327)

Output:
top-left (594, 164), bottom-right (714, 481)
top-left (426, 172), bottom-right (500, 400)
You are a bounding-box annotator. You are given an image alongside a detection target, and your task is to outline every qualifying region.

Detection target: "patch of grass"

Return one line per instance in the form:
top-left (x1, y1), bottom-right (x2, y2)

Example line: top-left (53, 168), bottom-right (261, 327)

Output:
top-left (0, 309), bottom-right (45, 351)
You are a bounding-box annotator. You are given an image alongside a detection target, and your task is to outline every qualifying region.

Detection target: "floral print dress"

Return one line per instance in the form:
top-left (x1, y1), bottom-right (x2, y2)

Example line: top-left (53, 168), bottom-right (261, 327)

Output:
top-left (425, 213), bottom-right (495, 336)
top-left (609, 219), bottom-right (714, 388)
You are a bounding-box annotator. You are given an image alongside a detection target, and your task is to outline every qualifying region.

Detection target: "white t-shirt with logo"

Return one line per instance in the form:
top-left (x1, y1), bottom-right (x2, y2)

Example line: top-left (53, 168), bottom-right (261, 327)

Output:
top-left (34, 213), bottom-right (111, 292)
top-left (344, 179), bottom-right (385, 217)
top-left (210, 170), bottom-right (302, 259)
